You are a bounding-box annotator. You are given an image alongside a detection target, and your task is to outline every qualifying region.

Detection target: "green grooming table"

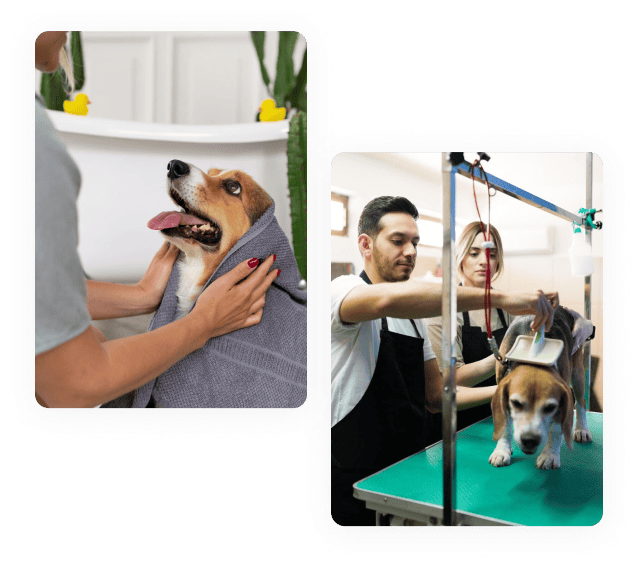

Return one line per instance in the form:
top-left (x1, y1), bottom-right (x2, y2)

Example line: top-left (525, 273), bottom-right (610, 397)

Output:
top-left (354, 413), bottom-right (603, 526)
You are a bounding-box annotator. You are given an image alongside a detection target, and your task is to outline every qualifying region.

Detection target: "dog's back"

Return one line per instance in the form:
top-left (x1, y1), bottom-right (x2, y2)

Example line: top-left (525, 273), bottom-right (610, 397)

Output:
top-left (496, 307), bottom-right (575, 384)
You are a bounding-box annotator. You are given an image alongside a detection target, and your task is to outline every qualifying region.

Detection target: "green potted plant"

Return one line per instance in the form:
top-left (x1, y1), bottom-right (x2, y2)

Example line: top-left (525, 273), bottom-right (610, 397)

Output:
top-left (251, 31), bottom-right (307, 284)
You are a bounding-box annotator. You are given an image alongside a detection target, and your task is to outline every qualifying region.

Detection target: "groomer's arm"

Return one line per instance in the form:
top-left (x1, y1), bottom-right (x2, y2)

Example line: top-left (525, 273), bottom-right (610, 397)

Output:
top-left (86, 242), bottom-right (180, 319)
top-left (426, 320), bottom-right (495, 387)
top-left (36, 256), bottom-right (278, 408)
top-left (423, 358), bottom-right (496, 414)
top-left (455, 356), bottom-right (496, 387)
top-left (340, 282), bottom-right (558, 332)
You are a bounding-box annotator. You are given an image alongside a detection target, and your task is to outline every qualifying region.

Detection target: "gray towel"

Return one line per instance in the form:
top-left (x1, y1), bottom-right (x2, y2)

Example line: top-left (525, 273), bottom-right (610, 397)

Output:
top-left (103, 203), bottom-right (306, 408)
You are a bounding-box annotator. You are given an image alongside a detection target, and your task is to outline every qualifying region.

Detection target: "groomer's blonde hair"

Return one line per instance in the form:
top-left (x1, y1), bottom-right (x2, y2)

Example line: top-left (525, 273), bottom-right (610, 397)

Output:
top-left (58, 45), bottom-right (75, 95)
top-left (456, 221), bottom-right (504, 283)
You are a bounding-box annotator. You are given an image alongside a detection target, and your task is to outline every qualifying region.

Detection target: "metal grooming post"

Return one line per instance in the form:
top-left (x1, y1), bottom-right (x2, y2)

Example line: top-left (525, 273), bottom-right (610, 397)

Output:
top-left (439, 152), bottom-right (596, 524)
top-left (441, 154), bottom-right (458, 526)
top-left (584, 153), bottom-right (593, 409)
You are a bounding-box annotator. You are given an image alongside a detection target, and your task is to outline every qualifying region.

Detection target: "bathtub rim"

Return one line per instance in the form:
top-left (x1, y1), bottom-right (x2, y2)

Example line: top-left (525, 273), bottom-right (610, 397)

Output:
top-left (47, 109), bottom-right (290, 144)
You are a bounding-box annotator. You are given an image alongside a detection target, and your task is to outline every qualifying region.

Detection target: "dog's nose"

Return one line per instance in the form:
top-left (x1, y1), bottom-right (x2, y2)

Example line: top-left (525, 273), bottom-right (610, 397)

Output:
top-left (520, 433), bottom-right (541, 452)
top-left (167, 160), bottom-right (190, 180)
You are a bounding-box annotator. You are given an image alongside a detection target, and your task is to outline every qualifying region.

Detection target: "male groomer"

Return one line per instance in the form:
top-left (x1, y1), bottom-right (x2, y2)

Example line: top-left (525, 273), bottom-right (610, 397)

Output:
top-left (331, 196), bottom-right (559, 526)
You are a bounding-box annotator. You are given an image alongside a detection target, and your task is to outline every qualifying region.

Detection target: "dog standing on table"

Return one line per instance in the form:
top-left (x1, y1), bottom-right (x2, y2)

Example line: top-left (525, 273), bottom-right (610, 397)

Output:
top-left (489, 307), bottom-right (592, 469)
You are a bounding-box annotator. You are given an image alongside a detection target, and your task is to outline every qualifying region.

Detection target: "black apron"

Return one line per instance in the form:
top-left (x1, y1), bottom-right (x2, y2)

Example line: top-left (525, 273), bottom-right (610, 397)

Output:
top-left (331, 271), bottom-right (427, 526)
top-left (455, 308), bottom-right (508, 430)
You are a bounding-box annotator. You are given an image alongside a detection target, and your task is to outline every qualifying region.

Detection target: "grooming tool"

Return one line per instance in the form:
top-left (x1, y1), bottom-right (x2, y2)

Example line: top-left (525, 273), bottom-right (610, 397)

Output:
top-left (504, 326), bottom-right (564, 366)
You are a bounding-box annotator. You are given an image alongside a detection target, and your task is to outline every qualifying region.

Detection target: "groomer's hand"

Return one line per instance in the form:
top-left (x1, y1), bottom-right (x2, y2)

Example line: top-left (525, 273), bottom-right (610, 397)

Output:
top-left (497, 290), bottom-right (559, 332)
top-left (136, 242), bottom-right (181, 310)
top-left (190, 254), bottom-right (279, 344)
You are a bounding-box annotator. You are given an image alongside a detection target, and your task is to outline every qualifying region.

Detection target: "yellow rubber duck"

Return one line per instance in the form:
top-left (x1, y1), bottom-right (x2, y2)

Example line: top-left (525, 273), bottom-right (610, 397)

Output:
top-left (259, 99), bottom-right (286, 122)
top-left (63, 93), bottom-right (91, 116)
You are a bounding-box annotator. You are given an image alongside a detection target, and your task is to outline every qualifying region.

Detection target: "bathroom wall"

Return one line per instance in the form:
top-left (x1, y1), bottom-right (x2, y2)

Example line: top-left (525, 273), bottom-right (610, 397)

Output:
top-left (36, 31), bottom-right (307, 125)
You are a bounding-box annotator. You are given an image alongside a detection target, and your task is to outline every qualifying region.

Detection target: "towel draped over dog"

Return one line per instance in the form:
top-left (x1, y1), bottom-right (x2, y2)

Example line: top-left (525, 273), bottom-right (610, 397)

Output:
top-left (102, 203), bottom-right (307, 408)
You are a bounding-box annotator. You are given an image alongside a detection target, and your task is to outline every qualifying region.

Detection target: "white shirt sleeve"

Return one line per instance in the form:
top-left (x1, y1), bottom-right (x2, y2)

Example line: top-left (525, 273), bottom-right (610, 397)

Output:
top-left (414, 319), bottom-right (438, 363)
top-left (330, 274), bottom-right (365, 330)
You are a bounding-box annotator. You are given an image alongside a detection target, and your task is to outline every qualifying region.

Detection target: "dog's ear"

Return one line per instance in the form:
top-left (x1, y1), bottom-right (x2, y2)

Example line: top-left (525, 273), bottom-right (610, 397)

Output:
top-left (558, 381), bottom-right (574, 450)
top-left (495, 358), bottom-right (507, 384)
top-left (492, 376), bottom-right (511, 441)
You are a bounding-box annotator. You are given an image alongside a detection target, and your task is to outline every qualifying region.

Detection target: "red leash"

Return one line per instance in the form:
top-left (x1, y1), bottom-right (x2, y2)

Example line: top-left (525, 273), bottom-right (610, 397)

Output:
top-left (470, 159), bottom-right (495, 339)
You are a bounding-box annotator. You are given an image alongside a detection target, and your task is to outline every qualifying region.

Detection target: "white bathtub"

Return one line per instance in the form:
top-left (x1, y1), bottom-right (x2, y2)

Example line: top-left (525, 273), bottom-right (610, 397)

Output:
top-left (49, 110), bottom-right (290, 282)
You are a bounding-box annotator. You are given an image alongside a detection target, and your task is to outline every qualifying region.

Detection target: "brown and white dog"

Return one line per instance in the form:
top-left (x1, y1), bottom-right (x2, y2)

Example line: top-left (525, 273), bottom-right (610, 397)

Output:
top-left (148, 160), bottom-right (273, 317)
top-left (489, 307), bottom-right (592, 469)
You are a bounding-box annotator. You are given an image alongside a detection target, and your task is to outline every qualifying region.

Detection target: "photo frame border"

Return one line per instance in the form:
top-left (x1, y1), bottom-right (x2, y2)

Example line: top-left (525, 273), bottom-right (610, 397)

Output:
top-left (7, 7), bottom-right (334, 440)
top-left (306, 128), bottom-right (632, 559)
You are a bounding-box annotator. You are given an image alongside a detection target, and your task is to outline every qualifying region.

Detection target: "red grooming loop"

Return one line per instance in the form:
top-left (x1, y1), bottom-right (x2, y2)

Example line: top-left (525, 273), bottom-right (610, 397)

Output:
top-left (470, 159), bottom-right (495, 339)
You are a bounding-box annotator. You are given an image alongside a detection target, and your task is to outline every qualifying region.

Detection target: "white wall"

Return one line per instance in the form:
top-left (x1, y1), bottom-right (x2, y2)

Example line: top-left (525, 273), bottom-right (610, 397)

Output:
top-left (36, 31), bottom-right (307, 125)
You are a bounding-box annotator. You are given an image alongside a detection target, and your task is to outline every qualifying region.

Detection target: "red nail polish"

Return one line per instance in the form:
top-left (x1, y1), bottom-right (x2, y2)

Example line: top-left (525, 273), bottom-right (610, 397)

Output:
top-left (248, 258), bottom-right (259, 269)
top-left (273, 254), bottom-right (277, 262)
top-left (277, 269), bottom-right (281, 276)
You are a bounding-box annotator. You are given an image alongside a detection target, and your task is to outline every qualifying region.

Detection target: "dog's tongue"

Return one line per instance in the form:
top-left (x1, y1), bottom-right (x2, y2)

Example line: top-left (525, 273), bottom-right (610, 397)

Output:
top-left (148, 211), bottom-right (207, 230)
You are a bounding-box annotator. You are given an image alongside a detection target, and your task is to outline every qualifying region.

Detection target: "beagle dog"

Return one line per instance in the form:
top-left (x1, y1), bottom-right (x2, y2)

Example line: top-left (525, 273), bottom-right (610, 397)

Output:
top-left (148, 160), bottom-right (273, 316)
top-left (489, 307), bottom-right (593, 469)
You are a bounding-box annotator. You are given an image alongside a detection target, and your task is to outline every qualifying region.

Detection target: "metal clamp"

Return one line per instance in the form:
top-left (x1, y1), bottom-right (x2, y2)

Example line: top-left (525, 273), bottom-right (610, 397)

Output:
top-left (487, 337), bottom-right (503, 362)
top-left (578, 208), bottom-right (603, 230)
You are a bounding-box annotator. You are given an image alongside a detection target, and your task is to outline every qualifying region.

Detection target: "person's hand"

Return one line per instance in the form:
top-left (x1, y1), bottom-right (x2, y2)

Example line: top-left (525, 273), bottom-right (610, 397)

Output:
top-left (190, 255), bottom-right (279, 342)
top-left (136, 242), bottom-right (181, 311)
top-left (498, 290), bottom-right (559, 332)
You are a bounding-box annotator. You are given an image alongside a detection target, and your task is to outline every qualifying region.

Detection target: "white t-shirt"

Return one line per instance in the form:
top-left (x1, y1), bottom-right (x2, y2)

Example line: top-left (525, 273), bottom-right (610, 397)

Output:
top-left (331, 275), bottom-right (437, 427)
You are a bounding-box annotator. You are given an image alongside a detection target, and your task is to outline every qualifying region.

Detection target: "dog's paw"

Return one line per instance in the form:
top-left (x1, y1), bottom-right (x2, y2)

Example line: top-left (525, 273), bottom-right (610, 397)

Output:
top-left (536, 452), bottom-right (561, 469)
top-left (574, 428), bottom-right (592, 443)
top-left (489, 448), bottom-right (512, 467)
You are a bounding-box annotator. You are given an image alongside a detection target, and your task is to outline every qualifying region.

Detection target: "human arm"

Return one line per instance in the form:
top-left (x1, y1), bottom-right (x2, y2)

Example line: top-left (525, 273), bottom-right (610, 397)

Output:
top-left (423, 358), bottom-right (496, 414)
top-left (340, 280), bottom-right (558, 332)
top-left (426, 314), bottom-right (497, 387)
top-left (86, 242), bottom-right (180, 320)
top-left (36, 256), bottom-right (278, 407)
top-left (455, 355), bottom-right (496, 387)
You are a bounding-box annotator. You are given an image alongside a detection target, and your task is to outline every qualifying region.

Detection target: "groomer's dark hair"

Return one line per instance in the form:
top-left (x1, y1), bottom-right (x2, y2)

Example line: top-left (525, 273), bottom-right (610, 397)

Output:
top-left (358, 196), bottom-right (419, 238)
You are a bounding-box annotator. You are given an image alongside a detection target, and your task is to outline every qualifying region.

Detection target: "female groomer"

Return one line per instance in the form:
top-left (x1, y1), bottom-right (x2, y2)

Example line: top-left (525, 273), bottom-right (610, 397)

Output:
top-left (426, 221), bottom-right (511, 440)
top-left (35, 32), bottom-right (278, 407)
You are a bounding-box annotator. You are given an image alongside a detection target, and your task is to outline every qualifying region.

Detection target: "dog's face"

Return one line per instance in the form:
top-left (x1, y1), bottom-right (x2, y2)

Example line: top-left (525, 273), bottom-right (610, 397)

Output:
top-left (152, 160), bottom-right (272, 260)
top-left (492, 365), bottom-right (574, 453)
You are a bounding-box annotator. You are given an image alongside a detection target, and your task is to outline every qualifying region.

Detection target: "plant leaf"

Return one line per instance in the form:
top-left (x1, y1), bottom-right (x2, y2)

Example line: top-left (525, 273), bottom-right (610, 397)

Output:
top-left (273, 31), bottom-right (298, 107)
top-left (40, 69), bottom-right (68, 111)
top-left (289, 47), bottom-right (307, 113)
top-left (71, 31), bottom-right (85, 90)
top-left (250, 31), bottom-right (271, 92)
top-left (287, 111), bottom-right (307, 280)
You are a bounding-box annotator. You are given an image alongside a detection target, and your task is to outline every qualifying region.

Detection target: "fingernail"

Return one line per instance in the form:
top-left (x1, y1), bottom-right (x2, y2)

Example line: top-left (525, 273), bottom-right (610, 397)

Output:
top-left (273, 254), bottom-right (277, 262)
top-left (277, 269), bottom-right (281, 276)
top-left (248, 258), bottom-right (259, 269)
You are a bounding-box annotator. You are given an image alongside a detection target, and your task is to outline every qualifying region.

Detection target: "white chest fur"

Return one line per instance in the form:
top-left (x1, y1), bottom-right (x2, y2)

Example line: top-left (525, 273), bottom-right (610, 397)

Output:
top-left (175, 252), bottom-right (207, 317)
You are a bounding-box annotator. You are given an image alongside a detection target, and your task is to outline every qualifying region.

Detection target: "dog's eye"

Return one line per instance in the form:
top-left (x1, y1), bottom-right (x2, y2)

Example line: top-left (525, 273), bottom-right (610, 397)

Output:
top-left (224, 180), bottom-right (242, 196)
top-left (511, 399), bottom-right (523, 410)
top-left (542, 404), bottom-right (557, 414)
